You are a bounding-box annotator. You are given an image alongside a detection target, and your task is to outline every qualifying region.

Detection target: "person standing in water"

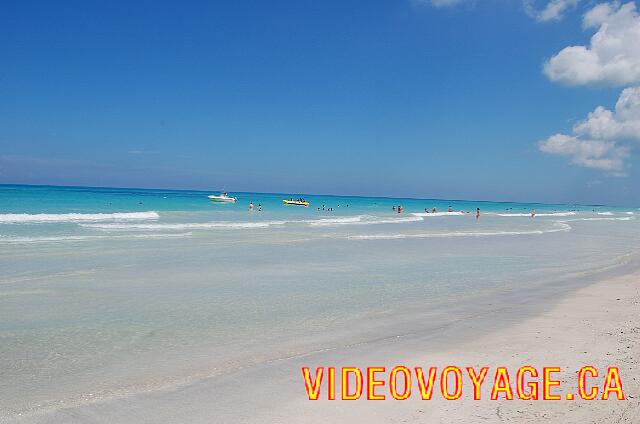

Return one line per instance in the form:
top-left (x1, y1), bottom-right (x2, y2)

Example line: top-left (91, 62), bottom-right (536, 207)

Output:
top-left (476, 208), bottom-right (480, 219)
top-left (249, 202), bottom-right (254, 211)
top-left (531, 209), bottom-right (536, 218)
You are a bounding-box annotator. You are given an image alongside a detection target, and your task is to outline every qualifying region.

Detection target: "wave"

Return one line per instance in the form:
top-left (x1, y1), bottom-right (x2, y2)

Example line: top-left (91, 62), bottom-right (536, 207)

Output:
top-left (0, 232), bottom-right (192, 244)
top-left (305, 216), bottom-right (364, 226)
top-left (348, 223), bottom-right (572, 240)
top-left (411, 212), bottom-right (465, 217)
top-left (0, 211), bottom-right (160, 223)
top-left (82, 215), bottom-right (424, 231)
top-left (491, 211), bottom-right (576, 217)
top-left (307, 215), bottom-right (423, 226)
top-left (597, 212), bottom-right (613, 216)
top-left (80, 220), bottom-right (287, 230)
top-left (564, 217), bottom-right (633, 222)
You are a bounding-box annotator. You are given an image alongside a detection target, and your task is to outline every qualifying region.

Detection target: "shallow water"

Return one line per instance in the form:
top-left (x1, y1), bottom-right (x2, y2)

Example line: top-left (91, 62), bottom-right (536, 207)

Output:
top-left (1, 185), bottom-right (639, 417)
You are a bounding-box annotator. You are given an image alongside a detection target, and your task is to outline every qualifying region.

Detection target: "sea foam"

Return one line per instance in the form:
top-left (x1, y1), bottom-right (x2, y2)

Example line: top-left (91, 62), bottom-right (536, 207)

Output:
top-left (348, 222), bottom-right (572, 240)
top-left (411, 212), bottom-right (466, 217)
top-left (80, 220), bottom-right (287, 230)
top-left (0, 211), bottom-right (160, 223)
top-left (564, 217), bottom-right (633, 222)
top-left (0, 232), bottom-right (192, 244)
top-left (492, 212), bottom-right (576, 217)
top-left (307, 215), bottom-right (423, 226)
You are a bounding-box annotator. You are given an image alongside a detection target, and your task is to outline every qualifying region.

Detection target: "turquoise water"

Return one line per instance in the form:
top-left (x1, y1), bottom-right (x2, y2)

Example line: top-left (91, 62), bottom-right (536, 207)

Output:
top-left (1, 184), bottom-right (639, 418)
top-left (0, 184), bottom-right (630, 243)
top-left (0, 184), bottom-right (616, 216)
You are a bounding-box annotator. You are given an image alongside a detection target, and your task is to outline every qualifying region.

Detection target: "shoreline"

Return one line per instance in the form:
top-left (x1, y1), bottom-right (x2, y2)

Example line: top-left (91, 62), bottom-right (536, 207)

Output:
top-left (10, 262), bottom-right (640, 423)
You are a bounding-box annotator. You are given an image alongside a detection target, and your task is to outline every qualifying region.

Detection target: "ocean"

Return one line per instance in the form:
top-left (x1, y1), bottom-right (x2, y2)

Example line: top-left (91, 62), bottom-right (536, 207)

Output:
top-left (1, 184), bottom-right (639, 418)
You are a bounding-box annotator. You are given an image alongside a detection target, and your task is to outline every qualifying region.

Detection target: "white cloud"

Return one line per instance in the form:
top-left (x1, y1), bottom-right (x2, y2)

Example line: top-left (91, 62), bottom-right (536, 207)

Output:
top-left (412, 0), bottom-right (471, 7)
top-left (544, 2), bottom-right (640, 86)
top-left (539, 86), bottom-right (640, 174)
top-left (524, 0), bottom-right (582, 22)
top-left (539, 134), bottom-right (628, 172)
top-left (417, 0), bottom-right (580, 20)
top-left (574, 86), bottom-right (640, 141)
top-left (429, 0), bottom-right (466, 6)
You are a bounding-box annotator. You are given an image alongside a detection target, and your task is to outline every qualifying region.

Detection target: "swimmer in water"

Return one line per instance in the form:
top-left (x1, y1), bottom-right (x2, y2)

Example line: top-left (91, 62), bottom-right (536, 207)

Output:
top-left (531, 209), bottom-right (536, 218)
top-left (258, 204), bottom-right (262, 212)
top-left (476, 208), bottom-right (480, 219)
top-left (249, 202), bottom-right (254, 211)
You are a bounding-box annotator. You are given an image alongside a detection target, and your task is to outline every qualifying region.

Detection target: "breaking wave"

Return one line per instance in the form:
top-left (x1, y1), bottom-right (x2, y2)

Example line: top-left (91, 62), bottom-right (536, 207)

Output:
top-left (80, 220), bottom-right (287, 230)
top-left (82, 215), bottom-right (425, 231)
top-left (347, 222), bottom-right (572, 240)
top-left (0, 232), bottom-right (192, 244)
top-left (492, 212), bottom-right (576, 217)
top-left (563, 217), bottom-right (634, 222)
top-left (411, 212), bottom-right (465, 217)
top-left (307, 215), bottom-right (423, 226)
top-left (0, 211), bottom-right (160, 223)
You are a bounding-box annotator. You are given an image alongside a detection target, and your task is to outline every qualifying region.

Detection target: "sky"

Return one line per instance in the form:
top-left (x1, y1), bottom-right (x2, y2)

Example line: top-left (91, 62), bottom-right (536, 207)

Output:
top-left (1, 0), bottom-right (639, 206)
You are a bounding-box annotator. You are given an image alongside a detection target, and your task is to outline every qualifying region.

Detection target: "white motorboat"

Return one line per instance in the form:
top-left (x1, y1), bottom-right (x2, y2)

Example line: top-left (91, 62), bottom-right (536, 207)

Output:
top-left (208, 192), bottom-right (237, 203)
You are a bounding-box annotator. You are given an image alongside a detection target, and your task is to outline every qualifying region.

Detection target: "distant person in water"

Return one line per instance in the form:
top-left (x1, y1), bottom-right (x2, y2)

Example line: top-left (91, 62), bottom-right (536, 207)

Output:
top-left (448, 206), bottom-right (453, 212)
top-left (249, 202), bottom-right (254, 211)
top-left (398, 205), bottom-right (404, 213)
top-left (476, 208), bottom-right (480, 219)
top-left (258, 204), bottom-right (262, 212)
top-left (392, 206), bottom-right (397, 211)
top-left (531, 209), bottom-right (536, 218)
top-left (432, 207), bottom-right (437, 213)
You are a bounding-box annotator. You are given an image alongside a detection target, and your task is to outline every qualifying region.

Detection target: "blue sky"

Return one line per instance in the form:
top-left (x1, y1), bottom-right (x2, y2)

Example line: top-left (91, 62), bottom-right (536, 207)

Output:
top-left (1, 0), bottom-right (639, 205)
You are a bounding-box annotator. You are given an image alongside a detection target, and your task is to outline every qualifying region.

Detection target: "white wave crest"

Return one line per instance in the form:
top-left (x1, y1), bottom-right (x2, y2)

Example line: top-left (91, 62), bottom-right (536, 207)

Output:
top-left (597, 212), bottom-right (613, 216)
top-left (411, 212), bottom-right (465, 217)
top-left (0, 232), bottom-right (192, 244)
top-left (348, 223), bottom-right (572, 240)
top-left (308, 215), bottom-right (424, 226)
top-left (0, 211), bottom-right (160, 223)
top-left (492, 211), bottom-right (576, 217)
top-left (564, 217), bottom-right (633, 222)
top-left (80, 220), bottom-right (287, 230)
top-left (305, 216), bottom-right (364, 226)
